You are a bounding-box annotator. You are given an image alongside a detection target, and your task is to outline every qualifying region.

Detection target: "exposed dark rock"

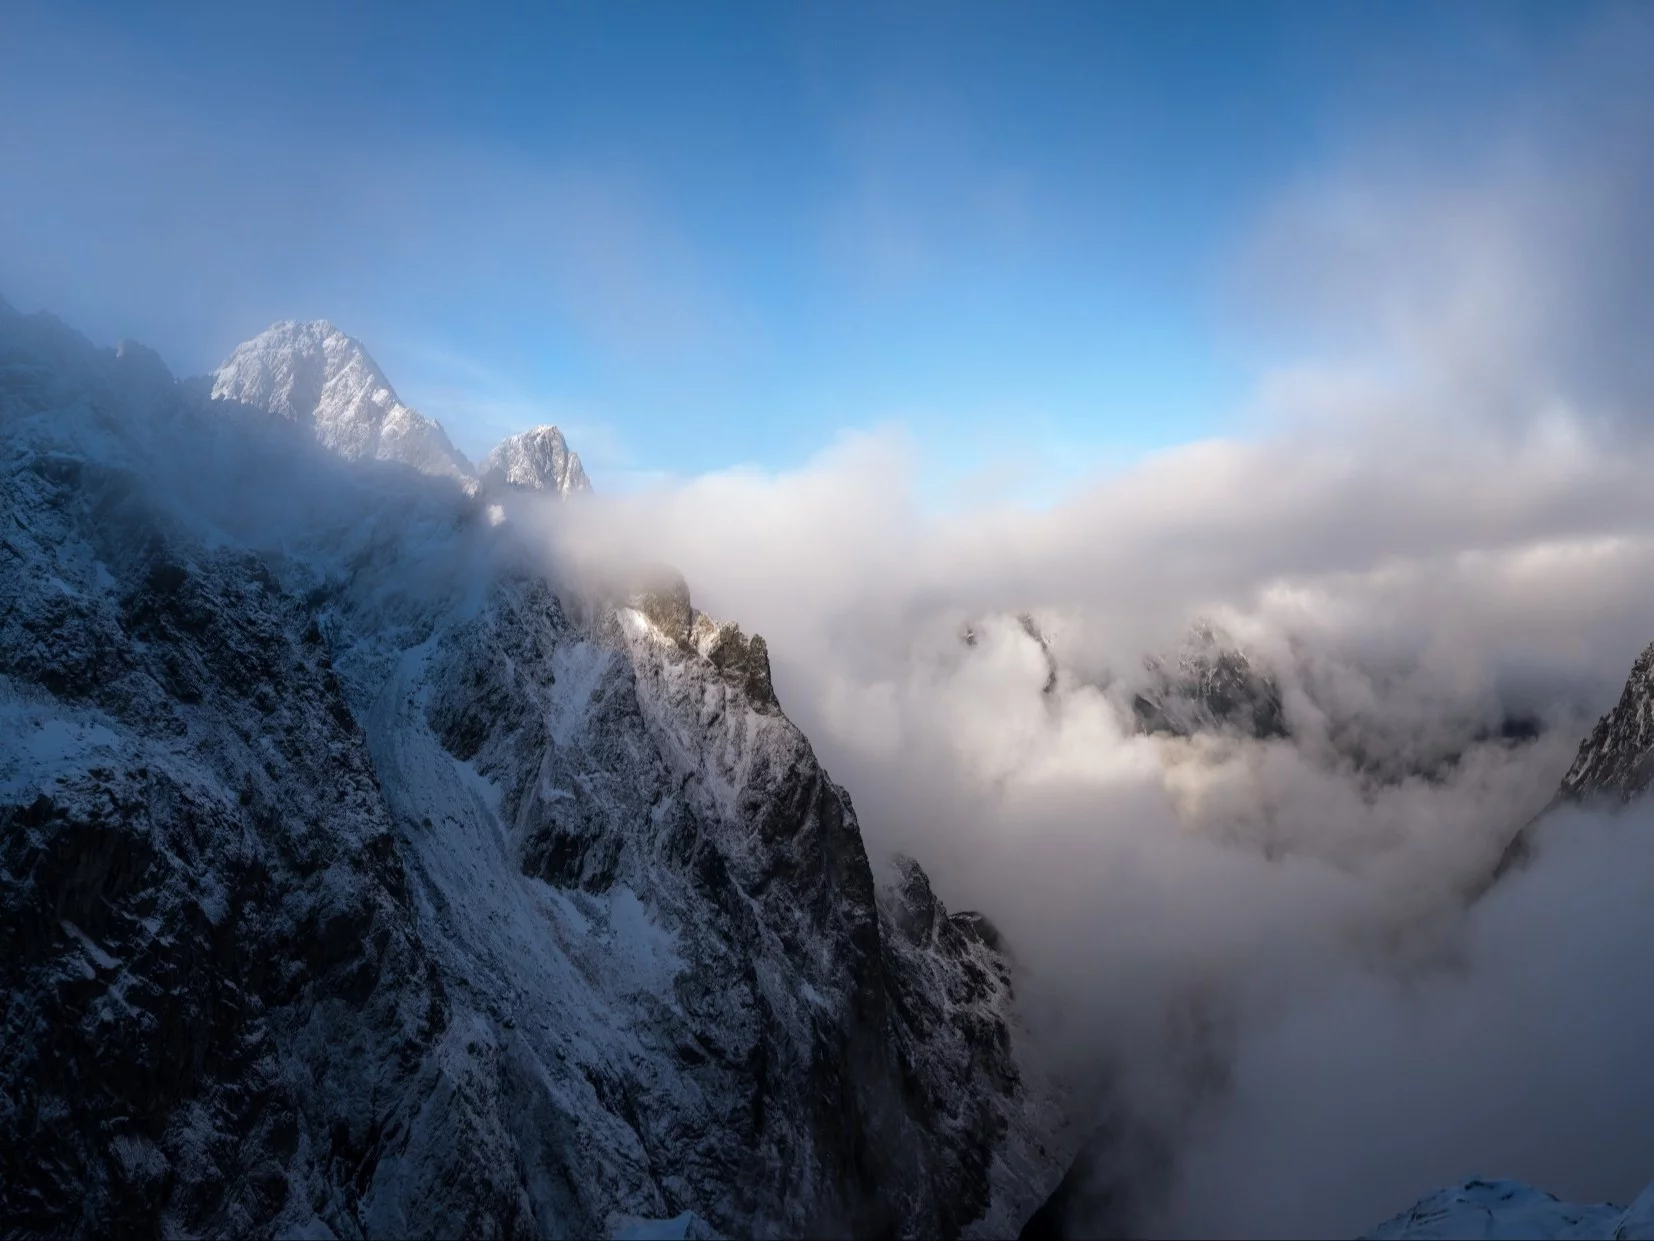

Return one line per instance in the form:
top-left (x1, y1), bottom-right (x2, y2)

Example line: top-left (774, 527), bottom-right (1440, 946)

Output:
top-left (1132, 623), bottom-right (1287, 742)
top-left (692, 612), bottom-right (780, 713)
top-left (628, 567), bottom-right (695, 648)
top-left (1017, 1107), bottom-right (1173, 1241)
top-left (0, 305), bottom-right (1062, 1239)
top-left (1493, 642), bottom-right (1654, 882)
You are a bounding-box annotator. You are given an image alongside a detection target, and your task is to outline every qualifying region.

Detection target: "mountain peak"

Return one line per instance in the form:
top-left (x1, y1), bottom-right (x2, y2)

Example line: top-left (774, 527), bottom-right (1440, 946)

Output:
top-left (1133, 621), bottom-right (1287, 741)
top-left (1492, 639), bottom-right (1654, 882)
top-left (210, 320), bottom-right (471, 478)
top-left (480, 424), bottom-right (592, 496)
top-left (1557, 639), bottom-right (1654, 803)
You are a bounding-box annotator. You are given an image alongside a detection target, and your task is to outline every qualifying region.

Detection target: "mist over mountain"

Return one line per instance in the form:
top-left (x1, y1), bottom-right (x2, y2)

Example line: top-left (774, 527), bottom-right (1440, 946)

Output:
top-left (0, 303), bottom-right (1067, 1238)
top-left (9, 275), bottom-right (1654, 1239)
top-left (5, 7), bottom-right (1654, 1238)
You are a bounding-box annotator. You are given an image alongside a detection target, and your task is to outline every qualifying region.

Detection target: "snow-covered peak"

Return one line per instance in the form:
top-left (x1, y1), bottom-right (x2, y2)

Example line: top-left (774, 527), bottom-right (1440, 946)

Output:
top-left (1364, 1175), bottom-right (1654, 1239)
top-left (210, 320), bottom-right (472, 478)
top-left (479, 424), bottom-right (592, 496)
top-left (211, 320), bottom-right (367, 422)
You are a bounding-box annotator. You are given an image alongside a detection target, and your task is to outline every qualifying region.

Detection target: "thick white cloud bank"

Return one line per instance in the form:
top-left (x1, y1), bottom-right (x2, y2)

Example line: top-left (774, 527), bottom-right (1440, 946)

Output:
top-left (523, 16), bottom-right (1654, 1236)
top-left (531, 414), bottom-right (1653, 1236)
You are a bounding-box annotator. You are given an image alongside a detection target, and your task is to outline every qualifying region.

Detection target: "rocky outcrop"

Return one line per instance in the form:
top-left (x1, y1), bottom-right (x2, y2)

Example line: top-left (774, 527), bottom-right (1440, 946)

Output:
top-left (0, 449), bottom-right (450, 1237)
top-left (691, 613), bottom-right (779, 714)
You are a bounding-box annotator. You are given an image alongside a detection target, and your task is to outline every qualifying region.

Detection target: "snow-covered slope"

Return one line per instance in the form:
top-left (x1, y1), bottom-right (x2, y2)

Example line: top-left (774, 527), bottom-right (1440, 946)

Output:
top-left (210, 320), bottom-right (474, 479)
top-left (1364, 1176), bottom-right (1654, 1240)
top-left (480, 425), bottom-right (591, 496)
top-left (0, 302), bottom-right (1064, 1237)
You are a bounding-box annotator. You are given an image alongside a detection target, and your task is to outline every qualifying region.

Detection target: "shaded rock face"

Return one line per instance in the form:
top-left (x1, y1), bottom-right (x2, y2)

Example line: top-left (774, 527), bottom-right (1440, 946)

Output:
top-left (1131, 624), bottom-right (1287, 743)
top-left (0, 303), bottom-right (1060, 1238)
top-left (0, 451), bottom-right (448, 1238)
top-left (627, 569), bottom-right (696, 649)
top-left (1017, 615), bottom-right (1060, 697)
top-left (1494, 641), bottom-right (1654, 880)
top-left (1016, 1110), bottom-right (1171, 1241)
top-left (691, 613), bottom-right (779, 714)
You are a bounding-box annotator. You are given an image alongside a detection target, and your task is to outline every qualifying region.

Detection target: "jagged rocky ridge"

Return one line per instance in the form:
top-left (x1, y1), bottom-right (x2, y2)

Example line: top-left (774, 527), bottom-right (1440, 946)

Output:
top-left (1496, 640), bottom-right (1654, 878)
top-left (964, 613), bottom-right (1552, 792)
top-left (0, 304), bottom-right (1063, 1238)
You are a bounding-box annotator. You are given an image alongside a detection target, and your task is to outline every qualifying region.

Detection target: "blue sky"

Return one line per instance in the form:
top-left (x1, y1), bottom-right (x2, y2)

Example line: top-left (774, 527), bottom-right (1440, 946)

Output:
top-left (0, 0), bottom-right (1606, 500)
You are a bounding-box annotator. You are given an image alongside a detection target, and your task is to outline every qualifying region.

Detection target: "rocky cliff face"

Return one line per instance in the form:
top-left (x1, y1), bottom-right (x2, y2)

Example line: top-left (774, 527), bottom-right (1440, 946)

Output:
top-left (1129, 622), bottom-right (1288, 743)
top-left (1552, 641), bottom-right (1654, 804)
top-left (1494, 640), bottom-right (1654, 879)
top-left (0, 304), bottom-right (1063, 1238)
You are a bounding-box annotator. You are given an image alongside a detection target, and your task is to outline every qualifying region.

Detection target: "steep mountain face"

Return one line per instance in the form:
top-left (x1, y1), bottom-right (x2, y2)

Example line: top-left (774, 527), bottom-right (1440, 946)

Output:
top-left (1494, 640), bottom-right (1654, 878)
top-left (955, 615), bottom-right (1283, 733)
top-left (480, 426), bottom-right (591, 497)
top-left (1552, 641), bottom-right (1654, 803)
top-left (1363, 1176), bottom-right (1654, 1240)
top-left (210, 321), bottom-right (474, 480)
top-left (0, 305), bottom-right (1063, 1238)
top-left (1129, 622), bottom-right (1288, 743)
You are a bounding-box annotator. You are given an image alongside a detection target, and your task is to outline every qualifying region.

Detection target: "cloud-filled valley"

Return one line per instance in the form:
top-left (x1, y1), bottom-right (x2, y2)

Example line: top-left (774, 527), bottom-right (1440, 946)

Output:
top-left (5, 5), bottom-right (1654, 1240)
top-left (509, 40), bottom-right (1654, 1229)
top-left (524, 393), bottom-right (1654, 1235)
